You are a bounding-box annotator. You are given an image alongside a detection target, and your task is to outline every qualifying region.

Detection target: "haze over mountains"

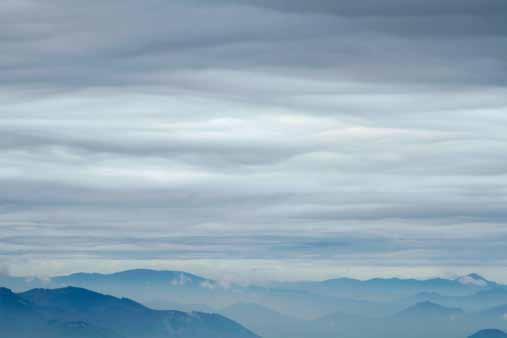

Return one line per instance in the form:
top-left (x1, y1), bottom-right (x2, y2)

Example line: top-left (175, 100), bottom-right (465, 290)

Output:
top-left (2, 269), bottom-right (507, 338)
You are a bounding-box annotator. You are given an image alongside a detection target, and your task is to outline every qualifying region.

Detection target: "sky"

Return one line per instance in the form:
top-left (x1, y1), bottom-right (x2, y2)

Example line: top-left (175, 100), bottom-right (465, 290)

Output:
top-left (1, 0), bottom-right (507, 283)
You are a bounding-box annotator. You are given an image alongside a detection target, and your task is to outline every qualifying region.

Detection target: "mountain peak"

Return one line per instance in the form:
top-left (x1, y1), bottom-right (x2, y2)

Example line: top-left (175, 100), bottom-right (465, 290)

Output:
top-left (53, 269), bottom-right (213, 288)
top-left (0, 286), bottom-right (13, 295)
top-left (457, 274), bottom-right (493, 287)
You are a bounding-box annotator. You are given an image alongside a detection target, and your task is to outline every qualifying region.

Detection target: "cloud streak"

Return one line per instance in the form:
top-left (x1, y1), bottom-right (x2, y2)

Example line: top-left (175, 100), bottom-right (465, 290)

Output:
top-left (0, 0), bottom-right (506, 280)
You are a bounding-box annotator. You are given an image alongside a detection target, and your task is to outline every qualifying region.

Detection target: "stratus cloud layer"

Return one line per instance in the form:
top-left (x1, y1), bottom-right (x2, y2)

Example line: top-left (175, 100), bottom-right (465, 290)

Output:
top-left (1, 0), bottom-right (507, 280)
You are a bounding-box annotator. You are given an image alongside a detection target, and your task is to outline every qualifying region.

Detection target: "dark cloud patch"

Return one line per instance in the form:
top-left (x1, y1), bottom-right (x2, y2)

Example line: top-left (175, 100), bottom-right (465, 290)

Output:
top-left (1, 0), bottom-right (506, 92)
top-left (237, 0), bottom-right (507, 17)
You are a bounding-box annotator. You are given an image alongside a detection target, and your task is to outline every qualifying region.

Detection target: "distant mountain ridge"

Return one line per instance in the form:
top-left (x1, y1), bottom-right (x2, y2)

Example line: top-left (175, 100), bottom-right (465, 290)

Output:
top-left (395, 301), bottom-right (464, 320)
top-left (52, 269), bottom-right (214, 288)
top-left (2, 269), bottom-right (501, 293)
top-left (320, 273), bottom-right (496, 291)
top-left (412, 287), bottom-right (507, 312)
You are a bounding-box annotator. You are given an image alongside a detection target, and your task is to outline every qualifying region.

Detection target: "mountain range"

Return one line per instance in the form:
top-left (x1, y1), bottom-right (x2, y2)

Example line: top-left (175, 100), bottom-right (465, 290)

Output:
top-left (2, 269), bottom-right (507, 338)
top-left (0, 286), bottom-right (258, 338)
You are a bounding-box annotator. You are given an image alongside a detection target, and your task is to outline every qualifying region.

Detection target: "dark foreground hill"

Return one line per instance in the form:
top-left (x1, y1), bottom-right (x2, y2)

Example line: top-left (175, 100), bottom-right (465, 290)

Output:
top-left (469, 329), bottom-right (507, 338)
top-left (0, 286), bottom-right (259, 338)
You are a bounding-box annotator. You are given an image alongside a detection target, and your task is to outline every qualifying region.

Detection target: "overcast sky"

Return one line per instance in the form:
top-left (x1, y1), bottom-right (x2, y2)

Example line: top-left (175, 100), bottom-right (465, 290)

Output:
top-left (1, 0), bottom-right (507, 282)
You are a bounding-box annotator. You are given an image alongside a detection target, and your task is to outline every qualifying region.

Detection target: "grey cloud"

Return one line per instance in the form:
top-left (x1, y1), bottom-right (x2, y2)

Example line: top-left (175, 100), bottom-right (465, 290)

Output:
top-left (1, 0), bottom-right (506, 92)
top-left (234, 0), bottom-right (507, 16)
top-left (2, 231), bottom-right (507, 268)
top-left (1, 0), bottom-right (506, 279)
top-left (0, 127), bottom-right (305, 168)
